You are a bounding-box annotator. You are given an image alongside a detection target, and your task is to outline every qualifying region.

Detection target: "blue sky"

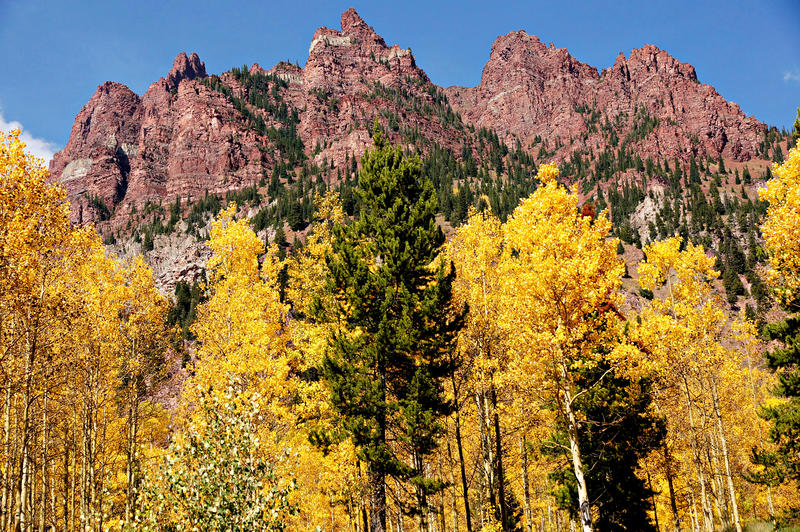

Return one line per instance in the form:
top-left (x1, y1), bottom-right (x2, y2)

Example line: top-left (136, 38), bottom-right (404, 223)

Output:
top-left (1, 0), bottom-right (798, 161)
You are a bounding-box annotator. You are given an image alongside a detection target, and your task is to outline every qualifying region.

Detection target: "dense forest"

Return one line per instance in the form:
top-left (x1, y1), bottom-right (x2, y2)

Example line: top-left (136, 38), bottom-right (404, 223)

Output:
top-left (1, 112), bottom-right (800, 532)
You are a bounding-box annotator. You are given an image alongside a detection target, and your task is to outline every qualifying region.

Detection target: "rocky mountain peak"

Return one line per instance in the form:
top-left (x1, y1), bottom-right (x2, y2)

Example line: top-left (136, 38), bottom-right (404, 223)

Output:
top-left (340, 8), bottom-right (386, 46)
top-left (309, 9), bottom-right (388, 57)
top-left (249, 62), bottom-right (266, 75)
top-left (164, 52), bottom-right (207, 92)
top-left (480, 31), bottom-right (599, 88)
top-left (51, 11), bottom-right (770, 238)
top-left (606, 44), bottom-right (697, 84)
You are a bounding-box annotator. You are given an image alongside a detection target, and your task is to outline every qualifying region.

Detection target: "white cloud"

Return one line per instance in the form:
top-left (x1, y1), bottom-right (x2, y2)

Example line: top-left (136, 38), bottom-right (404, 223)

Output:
top-left (0, 112), bottom-right (61, 164)
top-left (784, 69), bottom-right (800, 83)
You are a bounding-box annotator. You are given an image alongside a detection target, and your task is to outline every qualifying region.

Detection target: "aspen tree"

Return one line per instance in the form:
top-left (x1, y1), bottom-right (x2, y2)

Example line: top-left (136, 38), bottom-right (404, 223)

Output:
top-left (758, 144), bottom-right (800, 498)
top-left (501, 164), bottom-right (627, 532)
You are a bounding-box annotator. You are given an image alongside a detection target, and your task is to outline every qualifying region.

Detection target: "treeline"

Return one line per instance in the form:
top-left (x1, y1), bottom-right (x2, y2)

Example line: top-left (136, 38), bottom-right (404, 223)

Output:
top-left (3, 121), bottom-right (800, 531)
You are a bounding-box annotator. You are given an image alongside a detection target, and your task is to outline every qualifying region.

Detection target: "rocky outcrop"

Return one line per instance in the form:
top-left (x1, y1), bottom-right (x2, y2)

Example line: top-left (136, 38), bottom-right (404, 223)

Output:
top-left (120, 70), bottom-right (265, 219)
top-left (294, 8), bottom-right (464, 169)
top-left (49, 81), bottom-right (143, 224)
top-left (597, 45), bottom-right (763, 160)
top-left (164, 52), bottom-right (207, 92)
top-left (445, 32), bottom-right (765, 162)
top-left (447, 32), bottom-right (599, 151)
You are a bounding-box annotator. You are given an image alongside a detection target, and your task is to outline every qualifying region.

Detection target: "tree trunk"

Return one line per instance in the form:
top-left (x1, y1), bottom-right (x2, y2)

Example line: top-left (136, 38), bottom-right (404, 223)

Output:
top-left (369, 463), bottom-right (386, 532)
top-left (7, 395), bottom-right (20, 532)
top-left (63, 422), bottom-right (70, 532)
top-left (490, 384), bottom-right (508, 530)
top-left (475, 391), bottom-right (496, 519)
top-left (451, 375), bottom-right (471, 532)
top-left (682, 377), bottom-right (713, 532)
top-left (647, 469), bottom-right (660, 532)
top-left (662, 441), bottom-right (680, 531)
top-left (710, 377), bottom-right (741, 532)
top-left (444, 418), bottom-right (460, 532)
top-left (17, 339), bottom-right (36, 531)
top-left (414, 451), bottom-right (429, 532)
top-left (561, 365), bottom-right (592, 532)
top-left (38, 387), bottom-right (48, 532)
top-left (520, 436), bottom-right (532, 532)
top-left (707, 434), bottom-right (730, 529)
top-left (1, 388), bottom-right (13, 531)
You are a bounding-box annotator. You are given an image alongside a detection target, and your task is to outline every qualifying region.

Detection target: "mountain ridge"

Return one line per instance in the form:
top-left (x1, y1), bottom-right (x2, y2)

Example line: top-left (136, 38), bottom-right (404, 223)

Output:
top-left (49, 8), bottom-right (775, 246)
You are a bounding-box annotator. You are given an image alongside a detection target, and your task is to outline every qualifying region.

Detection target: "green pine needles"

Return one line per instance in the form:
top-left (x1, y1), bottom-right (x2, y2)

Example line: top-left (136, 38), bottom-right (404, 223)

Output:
top-left (313, 123), bottom-right (464, 531)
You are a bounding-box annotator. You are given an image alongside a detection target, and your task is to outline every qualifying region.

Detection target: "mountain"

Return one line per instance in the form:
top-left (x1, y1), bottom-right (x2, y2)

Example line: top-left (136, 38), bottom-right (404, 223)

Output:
top-left (47, 8), bottom-right (790, 308)
top-left (445, 32), bottom-right (765, 162)
top-left (50, 9), bottom-right (473, 228)
top-left (50, 9), bottom-right (771, 228)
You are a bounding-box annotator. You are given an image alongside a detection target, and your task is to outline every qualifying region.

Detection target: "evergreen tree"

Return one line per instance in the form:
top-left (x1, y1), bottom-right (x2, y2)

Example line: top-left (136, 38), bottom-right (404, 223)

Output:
top-left (544, 357), bottom-right (665, 531)
top-left (722, 267), bottom-right (745, 305)
top-left (793, 108), bottom-right (800, 143)
top-left (753, 311), bottom-right (800, 502)
top-left (142, 229), bottom-right (154, 253)
top-left (314, 125), bottom-right (463, 531)
top-left (287, 196), bottom-right (304, 231)
top-left (273, 225), bottom-right (287, 258)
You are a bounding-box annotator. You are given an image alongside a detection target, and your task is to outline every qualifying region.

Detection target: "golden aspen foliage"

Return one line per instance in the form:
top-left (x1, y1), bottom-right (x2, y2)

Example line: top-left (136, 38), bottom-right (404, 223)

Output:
top-left (286, 191), bottom-right (346, 320)
top-left (633, 236), bottom-right (782, 531)
top-left (0, 129), bottom-right (171, 531)
top-left (187, 202), bottom-right (294, 430)
top-left (501, 163), bottom-right (627, 383)
top-left (500, 163), bottom-right (630, 531)
top-left (445, 207), bottom-right (515, 530)
top-left (446, 207), bottom-right (507, 386)
top-left (757, 143), bottom-right (800, 516)
top-left (759, 144), bottom-right (800, 300)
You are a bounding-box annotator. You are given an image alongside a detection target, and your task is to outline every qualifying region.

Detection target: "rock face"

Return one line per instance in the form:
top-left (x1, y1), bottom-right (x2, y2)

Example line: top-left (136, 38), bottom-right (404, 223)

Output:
top-left (287, 8), bottom-right (466, 170)
top-left (51, 10), bottom-right (768, 229)
top-left (50, 81), bottom-right (143, 224)
top-left (445, 32), bottom-right (764, 161)
top-left (51, 52), bottom-right (266, 228)
top-left (51, 11), bottom-right (471, 227)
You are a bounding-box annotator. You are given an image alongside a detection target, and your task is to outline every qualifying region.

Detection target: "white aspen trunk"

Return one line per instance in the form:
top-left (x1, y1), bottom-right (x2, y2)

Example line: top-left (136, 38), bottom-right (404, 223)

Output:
top-left (38, 387), bottom-right (47, 532)
top-left (97, 397), bottom-right (107, 532)
top-left (682, 378), bottom-right (713, 532)
top-left (521, 436), bottom-right (532, 532)
top-left (80, 402), bottom-right (87, 529)
top-left (707, 435), bottom-right (730, 528)
top-left (474, 390), bottom-right (495, 516)
top-left (688, 487), bottom-right (699, 532)
top-left (17, 348), bottom-right (34, 531)
top-left (7, 396), bottom-right (20, 532)
top-left (71, 419), bottom-right (77, 532)
top-left (17, 426), bottom-right (29, 531)
top-left (710, 377), bottom-right (741, 532)
top-left (1, 387), bottom-right (12, 530)
top-left (561, 364), bottom-right (592, 532)
top-left (48, 451), bottom-right (55, 532)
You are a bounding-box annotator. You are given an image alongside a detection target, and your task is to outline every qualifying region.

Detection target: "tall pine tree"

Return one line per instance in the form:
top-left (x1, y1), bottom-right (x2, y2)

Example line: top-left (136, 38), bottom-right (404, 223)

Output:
top-left (314, 124), bottom-right (463, 531)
